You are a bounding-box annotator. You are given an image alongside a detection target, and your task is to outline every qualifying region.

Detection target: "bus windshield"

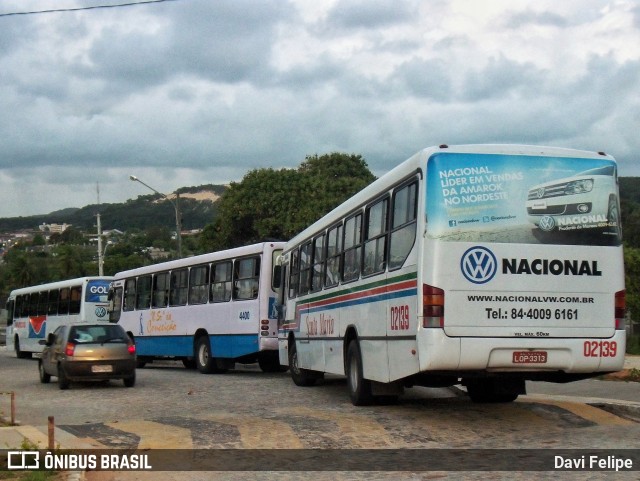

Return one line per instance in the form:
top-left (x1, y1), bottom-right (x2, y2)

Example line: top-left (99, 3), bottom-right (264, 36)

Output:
top-left (426, 152), bottom-right (621, 246)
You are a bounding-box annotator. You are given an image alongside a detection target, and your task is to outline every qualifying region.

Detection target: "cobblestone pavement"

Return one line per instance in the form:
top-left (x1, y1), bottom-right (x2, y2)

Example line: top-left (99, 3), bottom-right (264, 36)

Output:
top-left (2, 349), bottom-right (639, 480)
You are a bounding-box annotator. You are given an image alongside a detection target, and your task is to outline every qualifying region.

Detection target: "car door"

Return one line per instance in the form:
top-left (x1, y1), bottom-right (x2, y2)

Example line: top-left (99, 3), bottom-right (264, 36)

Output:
top-left (43, 326), bottom-right (66, 375)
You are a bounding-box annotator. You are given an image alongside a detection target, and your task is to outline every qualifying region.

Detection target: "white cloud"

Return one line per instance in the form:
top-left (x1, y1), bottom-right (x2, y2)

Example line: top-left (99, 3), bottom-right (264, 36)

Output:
top-left (0, 0), bottom-right (638, 217)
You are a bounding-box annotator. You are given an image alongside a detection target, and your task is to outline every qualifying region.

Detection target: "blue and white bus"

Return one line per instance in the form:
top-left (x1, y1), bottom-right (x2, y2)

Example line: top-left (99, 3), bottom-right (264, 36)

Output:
top-left (278, 144), bottom-right (625, 405)
top-left (6, 277), bottom-right (113, 358)
top-left (108, 242), bottom-right (285, 373)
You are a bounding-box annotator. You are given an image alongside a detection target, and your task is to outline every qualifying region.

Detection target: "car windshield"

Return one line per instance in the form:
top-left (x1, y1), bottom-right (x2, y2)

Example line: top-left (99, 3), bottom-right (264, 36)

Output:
top-left (576, 165), bottom-right (615, 177)
top-left (70, 325), bottom-right (127, 344)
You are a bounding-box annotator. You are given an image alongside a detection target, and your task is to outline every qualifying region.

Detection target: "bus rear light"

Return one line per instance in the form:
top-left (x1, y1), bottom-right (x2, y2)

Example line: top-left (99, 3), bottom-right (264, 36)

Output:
top-left (65, 343), bottom-right (75, 357)
top-left (615, 290), bottom-right (625, 330)
top-left (423, 284), bottom-right (444, 328)
top-left (261, 319), bottom-right (270, 326)
top-left (128, 344), bottom-right (136, 355)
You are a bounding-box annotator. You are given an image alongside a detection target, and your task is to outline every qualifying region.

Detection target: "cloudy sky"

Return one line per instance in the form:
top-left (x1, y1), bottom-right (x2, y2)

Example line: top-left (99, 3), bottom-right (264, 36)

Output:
top-left (0, 0), bottom-right (638, 218)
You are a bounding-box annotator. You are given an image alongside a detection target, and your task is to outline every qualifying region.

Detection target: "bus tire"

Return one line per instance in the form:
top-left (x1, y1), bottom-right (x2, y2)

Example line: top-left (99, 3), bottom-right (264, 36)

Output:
top-left (15, 338), bottom-right (31, 359)
top-left (196, 335), bottom-right (216, 374)
top-left (258, 351), bottom-right (287, 373)
top-left (57, 365), bottom-right (70, 390)
top-left (288, 341), bottom-right (317, 386)
top-left (346, 340), bottom-right (373, 406)
top-left (38, 360), bottom-right (50, 383)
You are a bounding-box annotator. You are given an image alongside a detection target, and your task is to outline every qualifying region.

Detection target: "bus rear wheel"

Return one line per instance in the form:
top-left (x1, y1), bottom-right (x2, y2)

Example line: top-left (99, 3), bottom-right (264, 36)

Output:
top-left (15, 338), bottom-right (31, 359)
top-left (346, 340), bottom-right (373, 406)
top-left (195, 336), bottom-right (227, 374)
top-left (258, 351), bottom-right (287, 373)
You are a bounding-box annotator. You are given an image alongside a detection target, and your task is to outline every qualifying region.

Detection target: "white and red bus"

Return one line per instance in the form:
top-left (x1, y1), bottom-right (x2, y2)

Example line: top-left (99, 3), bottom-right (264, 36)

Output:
top-left (278, 144), bottom-right (625, 404)
top-left (6, 277), bottom-right (113, 358)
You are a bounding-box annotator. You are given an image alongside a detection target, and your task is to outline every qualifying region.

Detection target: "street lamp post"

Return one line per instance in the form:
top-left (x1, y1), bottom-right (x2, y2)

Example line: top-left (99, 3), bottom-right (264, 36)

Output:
top-left (129, 175), bottom-right (182, 258)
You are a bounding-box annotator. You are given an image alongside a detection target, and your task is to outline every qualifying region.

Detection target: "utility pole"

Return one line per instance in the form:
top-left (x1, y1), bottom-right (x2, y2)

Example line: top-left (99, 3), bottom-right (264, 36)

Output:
top-left (97, 182), bottom-right (104, 276)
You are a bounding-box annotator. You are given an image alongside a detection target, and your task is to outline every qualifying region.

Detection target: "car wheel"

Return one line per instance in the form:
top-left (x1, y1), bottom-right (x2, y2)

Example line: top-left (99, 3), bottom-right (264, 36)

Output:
top-left (57, 365), bottom-right (70, 390)
top-left (123, 372), bottom-right (136, 388)
top-left (38, 361), bottom-right (51, 384)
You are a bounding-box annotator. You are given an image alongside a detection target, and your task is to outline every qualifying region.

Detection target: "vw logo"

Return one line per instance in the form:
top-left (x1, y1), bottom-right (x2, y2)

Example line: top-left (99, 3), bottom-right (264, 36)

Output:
top-left (95, 307), bottom-right (107, 318)
top-left (536, 187), bottom-right (545, 199)
top-left (538, 215), bottom-right (556, 232)
top-left (460, 246), bottom-right (497, 284)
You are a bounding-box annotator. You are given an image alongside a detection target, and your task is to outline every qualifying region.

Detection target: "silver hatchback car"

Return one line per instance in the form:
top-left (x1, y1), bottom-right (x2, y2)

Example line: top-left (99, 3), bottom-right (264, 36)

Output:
top-left (38, 324), bottom-right (136, 389)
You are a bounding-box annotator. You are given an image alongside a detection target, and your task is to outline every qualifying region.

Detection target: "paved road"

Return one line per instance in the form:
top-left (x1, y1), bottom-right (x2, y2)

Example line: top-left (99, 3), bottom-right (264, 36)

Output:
top-left (2, 347), bottom-right (639, 479)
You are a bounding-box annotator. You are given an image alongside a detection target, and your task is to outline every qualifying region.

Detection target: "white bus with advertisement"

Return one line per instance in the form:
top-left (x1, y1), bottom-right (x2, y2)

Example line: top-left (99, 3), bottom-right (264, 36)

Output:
top-left (277, 144), bottom-right (625, 405)
top-left (6, 277), bottom-right (113, 358)
top-left (107, 242), bottom-right (285, 373)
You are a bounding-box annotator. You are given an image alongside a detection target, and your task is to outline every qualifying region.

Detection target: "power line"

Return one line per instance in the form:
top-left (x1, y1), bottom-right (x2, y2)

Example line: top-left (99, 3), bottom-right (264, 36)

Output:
top-left (0, 0), bottom-right (180, 18)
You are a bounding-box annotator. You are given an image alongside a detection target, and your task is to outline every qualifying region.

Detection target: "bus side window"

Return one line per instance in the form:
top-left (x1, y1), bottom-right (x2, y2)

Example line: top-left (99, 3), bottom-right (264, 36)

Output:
top-left (69, 286), bottom-right (82, 315)
top-left (342, 213), bottom-right (363, 282)
top-left (37, 291), bottom-right (48, 316)
top-left (189, 265), bottom-right (210, 305)
top-left (211, 261), bottom-right (232, 303)
top-left (288, 249), bottom-right (300, 299)
top-left (363, 197), bottom-right (389, 276)
top-left (389, 180), bottom-right (418, 270)
top-left (298, 241), bottom-right (312, 296)
top-left (311, 234), bottom-right (325, 292)
top-left (136, 275), bottom-right (152, 310)
top-left (47, 289), bottom-right (59, 316)
top-left (234, 257), bottom-right (260, 300)
top-left (152, 272), bottom-right (170, 308)
top-left (170, 269), bottom-right (188, 306)
top-left (58, 288), bottom-right (70, 315)
top-left (28, 292), bottom-right (38, 317)
top-left (123, 279), bottom-right (137, 311)
top-left (325, 223), bottom-right (342, 288)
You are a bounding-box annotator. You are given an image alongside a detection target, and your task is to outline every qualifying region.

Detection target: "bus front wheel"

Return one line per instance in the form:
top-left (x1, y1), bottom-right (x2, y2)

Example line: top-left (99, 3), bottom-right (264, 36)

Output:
top-left (195, 336), bottom-right (227, 374)
top-left (196, 336), bottom-right (215, 374)
top-left (288, 341), bottom-right (318, 386)
top-left (346, 340), bottom-right (373, 406)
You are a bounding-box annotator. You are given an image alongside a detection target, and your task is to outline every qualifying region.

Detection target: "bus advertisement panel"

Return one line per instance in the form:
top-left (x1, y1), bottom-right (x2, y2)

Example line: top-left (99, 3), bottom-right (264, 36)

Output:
top-left (426, 152), bottom-right (620, 245)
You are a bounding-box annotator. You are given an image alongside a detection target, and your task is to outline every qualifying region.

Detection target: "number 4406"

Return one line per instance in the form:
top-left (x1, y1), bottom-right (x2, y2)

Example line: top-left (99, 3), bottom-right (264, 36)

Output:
top-left (583, 341), bottom-right (617, 357)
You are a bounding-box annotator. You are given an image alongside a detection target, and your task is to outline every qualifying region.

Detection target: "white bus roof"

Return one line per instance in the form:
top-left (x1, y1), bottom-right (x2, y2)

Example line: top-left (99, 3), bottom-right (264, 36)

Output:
top-left (285, 144), bottom-right (615, 249)
top-left (8, 276), bottom-right (114, 296)
top-left (112, 241), bottom-right (286, 279)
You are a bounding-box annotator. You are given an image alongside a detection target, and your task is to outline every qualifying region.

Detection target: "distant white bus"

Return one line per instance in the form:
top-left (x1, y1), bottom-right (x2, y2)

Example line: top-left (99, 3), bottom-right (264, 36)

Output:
top-left (108, 242), bottom-right (285, 373)
top-left (278, 144), bottom-right (625, 405)
top-left (6, 277), bottom-right (113, 358)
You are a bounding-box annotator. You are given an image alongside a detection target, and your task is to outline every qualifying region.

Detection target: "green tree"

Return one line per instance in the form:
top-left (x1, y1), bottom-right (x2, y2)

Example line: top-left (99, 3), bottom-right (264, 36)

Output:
top-left (625, 247), bottom-right (640, 324)
top-left (204, 153), bottom-right (376, 250)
